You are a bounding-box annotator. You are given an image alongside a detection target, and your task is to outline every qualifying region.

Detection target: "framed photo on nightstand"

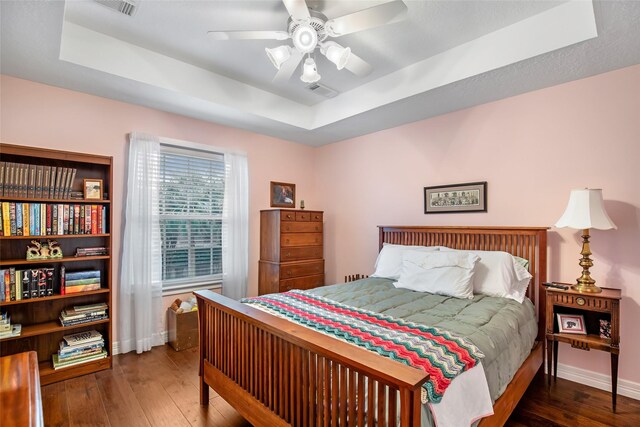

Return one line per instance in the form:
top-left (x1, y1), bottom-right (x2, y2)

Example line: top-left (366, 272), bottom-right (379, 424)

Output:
top-left (557, 313), bottom-right (586, 334)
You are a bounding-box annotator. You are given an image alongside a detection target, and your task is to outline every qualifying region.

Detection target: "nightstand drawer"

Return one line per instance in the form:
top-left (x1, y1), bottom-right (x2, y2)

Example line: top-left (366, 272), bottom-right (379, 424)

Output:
top-left (551, 292), bottom-right (614, 313)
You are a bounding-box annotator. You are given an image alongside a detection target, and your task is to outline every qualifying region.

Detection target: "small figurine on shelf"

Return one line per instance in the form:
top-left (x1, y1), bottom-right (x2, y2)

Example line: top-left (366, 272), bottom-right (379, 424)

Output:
top-left (26, 240), bottom-right (63, 260)
top-left (300, 199), bottom-right (305, 210)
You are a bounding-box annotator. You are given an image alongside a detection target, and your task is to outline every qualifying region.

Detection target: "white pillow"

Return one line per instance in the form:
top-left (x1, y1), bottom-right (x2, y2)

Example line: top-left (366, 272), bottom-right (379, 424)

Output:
top-left (393, 250), bottom-right (480, 299)
top-left (371, 243), bottom-right (440, 280)
top-left (440, 248), bottom-right (532, 303)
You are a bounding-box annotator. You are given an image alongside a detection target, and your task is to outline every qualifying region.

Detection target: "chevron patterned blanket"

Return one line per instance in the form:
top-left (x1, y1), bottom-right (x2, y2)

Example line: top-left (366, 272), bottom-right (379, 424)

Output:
top-left (242, 290), bottom-right (484, 403)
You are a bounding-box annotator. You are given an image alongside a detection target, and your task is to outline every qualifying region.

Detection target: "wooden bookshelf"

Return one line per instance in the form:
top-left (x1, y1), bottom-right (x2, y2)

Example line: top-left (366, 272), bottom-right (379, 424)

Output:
top-left (0, 318), bottom-right (110, 342)
top-left (0, 143), bottom-right (113, 384)
top-left (0, 288), bottom-right (109, 307)
top-left (0, 233), bottom-right (110, 240)
top-left (0, 255), bottom-right (110, 266)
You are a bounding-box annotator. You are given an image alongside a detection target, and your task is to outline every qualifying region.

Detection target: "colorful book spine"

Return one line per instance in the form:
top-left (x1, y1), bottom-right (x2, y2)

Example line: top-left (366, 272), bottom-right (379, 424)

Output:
top-left (91, 205), bottom-right (98, 234)
top-left (46, 204), bottom-right (52, 235)
top-left (40, 203), bottom-right (46, 236)
top-left (60, 265), bottom-right (66, 295)
top-left (9, 268), bottom-right (16, 301)
top-left (9, 203), bottom-right (16, 236)
top-left (3, 270), bottom-right (9, 301)
top-left (15, 203), bottom-right (23, 236)
top-left (65, 270), bottom-right (100, 280)
top-left (21, 270), bottom-right (30, 300)
top-left (22, 203), bottom-right (29, 237)
top-left (1, 202), bottom-right (9, 236)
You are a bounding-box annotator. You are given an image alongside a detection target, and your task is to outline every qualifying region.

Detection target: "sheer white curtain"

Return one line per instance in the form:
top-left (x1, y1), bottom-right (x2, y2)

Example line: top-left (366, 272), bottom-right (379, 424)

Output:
top-left (119, 133), bottom-right (164, 354)
top-left (222, 153), bottom-right (249, 300)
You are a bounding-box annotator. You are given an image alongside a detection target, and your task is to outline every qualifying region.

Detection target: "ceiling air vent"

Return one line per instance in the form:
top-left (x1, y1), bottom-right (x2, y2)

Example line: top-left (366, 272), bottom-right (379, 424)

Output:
top-left (94, 0), bottom-right (138, 17)
top-left (306, 83), bottom-right (338, 99)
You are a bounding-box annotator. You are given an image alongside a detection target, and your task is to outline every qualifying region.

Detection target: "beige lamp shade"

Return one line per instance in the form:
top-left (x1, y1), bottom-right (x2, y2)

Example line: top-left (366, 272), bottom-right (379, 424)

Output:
top-left (555, 189), bottom-right (616, 230)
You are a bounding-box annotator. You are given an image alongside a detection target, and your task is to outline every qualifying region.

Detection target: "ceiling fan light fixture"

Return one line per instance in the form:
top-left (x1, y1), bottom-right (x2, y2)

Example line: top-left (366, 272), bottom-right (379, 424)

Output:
top-left (321, 41), bottom-right (351, 70)
top-left (292, 23), bottom-right (318, 53)
top-left (265, 45), bottom-right (292, 70)
top-left (300, 57), bottom-right (321, 83)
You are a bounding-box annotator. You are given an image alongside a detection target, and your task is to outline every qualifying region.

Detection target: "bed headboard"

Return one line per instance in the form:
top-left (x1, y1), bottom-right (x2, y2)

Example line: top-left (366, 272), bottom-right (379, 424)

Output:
top-left (379, 226), bottom-right (549, 341)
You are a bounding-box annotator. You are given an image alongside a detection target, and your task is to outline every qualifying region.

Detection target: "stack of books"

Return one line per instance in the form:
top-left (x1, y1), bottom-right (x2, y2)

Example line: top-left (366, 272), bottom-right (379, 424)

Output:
top-left (0, 312), bottom-right (22, 339)
top-left (63, 269), bottom-right (101, 294)
top-left (0, 202), bottom-right (108, 236)
top-left (59, 302), bottom-right (108, 327)
top-left (0, 162), bottom-right (77, 199)
top-left (75, 246), bottom-right (108, 257)
top-left (53, 330), bottom-right (107, 369)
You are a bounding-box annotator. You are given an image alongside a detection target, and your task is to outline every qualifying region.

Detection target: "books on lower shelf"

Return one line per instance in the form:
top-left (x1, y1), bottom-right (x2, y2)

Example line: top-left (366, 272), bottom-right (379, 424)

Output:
top-left (0, 312), bottom-right (21, 339)
top-left (53, 329), bottom-right (107, 369)
top-left (59, 302), bottom-right (108, 327)
top-left (0, 202), bottom-right (108, 236)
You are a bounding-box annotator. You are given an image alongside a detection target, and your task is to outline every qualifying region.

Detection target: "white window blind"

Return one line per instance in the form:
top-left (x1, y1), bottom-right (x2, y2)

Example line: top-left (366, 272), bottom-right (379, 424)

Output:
top-left (159, 145), bottom-right (225, 293)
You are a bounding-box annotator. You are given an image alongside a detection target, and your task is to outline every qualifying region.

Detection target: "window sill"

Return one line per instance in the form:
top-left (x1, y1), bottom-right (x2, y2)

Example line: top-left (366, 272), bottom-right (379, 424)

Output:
top-left (162, 283), bottom-right (222, 297)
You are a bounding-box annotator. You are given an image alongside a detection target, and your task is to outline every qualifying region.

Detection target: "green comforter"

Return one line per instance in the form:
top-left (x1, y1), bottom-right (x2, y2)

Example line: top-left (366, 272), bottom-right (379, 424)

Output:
top-left (309, 277), bottom-right (537, 402)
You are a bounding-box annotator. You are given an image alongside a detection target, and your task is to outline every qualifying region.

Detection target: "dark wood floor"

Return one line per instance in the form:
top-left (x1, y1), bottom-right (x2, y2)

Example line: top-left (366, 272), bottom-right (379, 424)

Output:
top-left (41, 345), bottom-right (639, 426)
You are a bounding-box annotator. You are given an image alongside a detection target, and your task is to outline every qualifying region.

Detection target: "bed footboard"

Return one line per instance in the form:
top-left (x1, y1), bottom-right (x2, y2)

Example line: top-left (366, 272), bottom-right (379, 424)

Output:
top-left (195, 290), bottom-right (429, 427)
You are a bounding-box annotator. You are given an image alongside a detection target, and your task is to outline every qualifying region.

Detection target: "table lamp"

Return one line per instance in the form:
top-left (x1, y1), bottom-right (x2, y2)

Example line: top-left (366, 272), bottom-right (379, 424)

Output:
top-left (555, 189), bottom-right (616, 293)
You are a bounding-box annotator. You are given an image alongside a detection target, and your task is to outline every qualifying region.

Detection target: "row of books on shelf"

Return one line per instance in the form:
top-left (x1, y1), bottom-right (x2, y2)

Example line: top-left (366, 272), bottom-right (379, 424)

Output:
top-left (53, 329), bottom-right (108, 369)
top-left (0, 202), bottom-right (107, 236)
top-left (0, 312), bottom-right (21, 339)
top-left (0, 161), bottom-right (77, 199)
top-left (1, 267), bottom-right (102, 302)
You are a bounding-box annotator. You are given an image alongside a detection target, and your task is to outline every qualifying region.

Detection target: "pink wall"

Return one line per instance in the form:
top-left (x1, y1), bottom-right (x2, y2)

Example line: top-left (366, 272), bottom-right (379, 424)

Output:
top-left (2, 65), bottom-right (639, 386)
top-left (315, 64), bottom-right (640, 385)
top-left (0, 75), bottom-right (319, 341)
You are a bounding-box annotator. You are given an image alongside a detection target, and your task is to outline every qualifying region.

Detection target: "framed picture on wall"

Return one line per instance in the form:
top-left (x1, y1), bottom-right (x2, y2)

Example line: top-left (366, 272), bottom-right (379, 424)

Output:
top-left (270, 181), bottom-right (295, 208)
top-left (424, 181), bottom-right (487, 214)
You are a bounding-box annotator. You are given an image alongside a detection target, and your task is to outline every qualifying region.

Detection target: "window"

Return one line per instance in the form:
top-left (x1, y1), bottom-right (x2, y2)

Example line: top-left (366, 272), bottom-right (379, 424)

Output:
top-left (159, 145), bottom-right (225, 293)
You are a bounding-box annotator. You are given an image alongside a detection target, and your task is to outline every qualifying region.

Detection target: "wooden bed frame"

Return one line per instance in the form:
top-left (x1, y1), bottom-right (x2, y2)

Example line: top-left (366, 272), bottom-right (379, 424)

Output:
top-left (195, 226), bottom-right (548, 426)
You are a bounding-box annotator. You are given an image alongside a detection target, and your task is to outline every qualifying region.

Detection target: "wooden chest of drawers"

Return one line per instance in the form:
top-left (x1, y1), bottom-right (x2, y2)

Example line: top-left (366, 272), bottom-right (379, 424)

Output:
top-left (259, 209), bottom-right (324, 295)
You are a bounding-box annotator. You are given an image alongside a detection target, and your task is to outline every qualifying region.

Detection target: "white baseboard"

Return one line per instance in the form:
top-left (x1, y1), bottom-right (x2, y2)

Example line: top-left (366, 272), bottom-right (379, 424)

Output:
top-left (112, 331), bottom-right (168, 356)
top-left (551, 362), bottom-right (640, 401)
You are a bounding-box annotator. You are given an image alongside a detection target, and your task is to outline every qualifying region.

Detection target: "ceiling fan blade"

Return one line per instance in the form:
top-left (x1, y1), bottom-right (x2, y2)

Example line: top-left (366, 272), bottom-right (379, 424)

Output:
top-left (282, 0), bottom-right (310, 21)
top-left (325, 1), bottom-right (408, 37)
top-left (272, 49), bottom-right (304, 83)
top-left (344, 52), bottom-right (373, 77)
top-left (208, 30), bottom-right (289, 41)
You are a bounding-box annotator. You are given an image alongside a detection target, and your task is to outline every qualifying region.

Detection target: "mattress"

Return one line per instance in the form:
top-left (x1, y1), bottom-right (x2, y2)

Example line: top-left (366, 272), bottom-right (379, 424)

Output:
top-left (308, 277), bottom-right (538, 403)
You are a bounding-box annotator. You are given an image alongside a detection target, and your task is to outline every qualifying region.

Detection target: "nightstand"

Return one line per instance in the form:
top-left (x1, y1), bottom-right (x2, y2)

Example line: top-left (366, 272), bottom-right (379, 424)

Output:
top-left (546, 286), bottom-right (621, 411)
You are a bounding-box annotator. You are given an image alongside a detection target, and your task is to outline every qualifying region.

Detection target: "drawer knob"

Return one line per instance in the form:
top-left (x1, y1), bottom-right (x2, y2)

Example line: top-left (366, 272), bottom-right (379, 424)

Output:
top-left (286, 214), bottom-right (292, 219)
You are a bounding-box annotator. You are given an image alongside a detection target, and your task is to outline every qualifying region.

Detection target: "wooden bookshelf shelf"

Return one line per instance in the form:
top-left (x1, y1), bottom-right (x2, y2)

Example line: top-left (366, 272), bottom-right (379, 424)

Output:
top-left (0, 288), bottom-right (109, 307)
top-left (0, 197), bottom-right (110, 204)
top-left (0, 318), bottom-right (110, 342)
top-left (39, 356), bottom-right (112, 386)
top-left (0, 143), bottom-right (113, 384)
top-left (0, 255), bottom-right (110, 266)
top-left (0, 234), bottom-right (110, 240)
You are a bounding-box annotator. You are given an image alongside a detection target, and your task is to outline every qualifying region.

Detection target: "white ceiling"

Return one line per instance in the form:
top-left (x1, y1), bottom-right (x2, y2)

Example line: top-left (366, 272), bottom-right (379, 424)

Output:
top-left (2, 1), bottom-right (640, 146)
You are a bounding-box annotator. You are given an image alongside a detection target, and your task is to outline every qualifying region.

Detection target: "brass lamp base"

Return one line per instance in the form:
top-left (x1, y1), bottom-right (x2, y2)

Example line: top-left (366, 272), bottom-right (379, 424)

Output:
top-left (571, 228), bottom-right (602, 294)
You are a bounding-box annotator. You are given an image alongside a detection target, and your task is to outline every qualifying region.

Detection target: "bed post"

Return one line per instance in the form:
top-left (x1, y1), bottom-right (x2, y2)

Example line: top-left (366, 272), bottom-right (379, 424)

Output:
top-left (197, 294), bottom-right (209, 405)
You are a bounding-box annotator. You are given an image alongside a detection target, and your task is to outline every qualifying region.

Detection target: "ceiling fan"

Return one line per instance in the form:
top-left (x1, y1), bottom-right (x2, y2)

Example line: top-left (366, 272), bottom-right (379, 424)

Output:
top-left (208, 0), bottom-right (408, 84)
